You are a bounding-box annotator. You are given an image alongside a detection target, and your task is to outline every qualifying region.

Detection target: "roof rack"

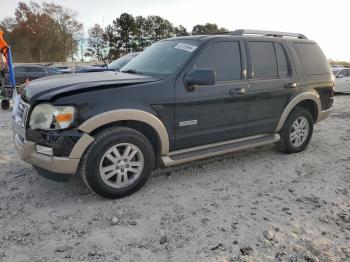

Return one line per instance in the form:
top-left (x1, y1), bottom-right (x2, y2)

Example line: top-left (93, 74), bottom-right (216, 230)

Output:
top-left (229, 29), bottom-right (308, 39)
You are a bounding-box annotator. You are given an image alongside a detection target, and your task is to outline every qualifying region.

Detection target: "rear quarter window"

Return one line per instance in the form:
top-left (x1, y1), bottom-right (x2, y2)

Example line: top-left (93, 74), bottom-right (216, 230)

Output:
top-left (293, 43), bottom-right (331, 75)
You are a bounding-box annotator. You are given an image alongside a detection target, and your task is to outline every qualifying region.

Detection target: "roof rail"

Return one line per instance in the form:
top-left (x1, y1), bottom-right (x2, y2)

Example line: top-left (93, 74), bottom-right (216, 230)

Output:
top-left (230, 29), bottom-right (308, 39)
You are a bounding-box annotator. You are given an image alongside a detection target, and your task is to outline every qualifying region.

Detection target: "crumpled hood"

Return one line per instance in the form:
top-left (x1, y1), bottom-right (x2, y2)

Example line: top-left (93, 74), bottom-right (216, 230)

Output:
top-left (23, 71), bottom-right (160, 103)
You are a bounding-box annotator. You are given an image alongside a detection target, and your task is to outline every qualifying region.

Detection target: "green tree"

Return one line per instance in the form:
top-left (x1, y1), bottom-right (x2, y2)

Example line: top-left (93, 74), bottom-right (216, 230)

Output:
top-left (85, 24), bottom-right (108, 60)
top-left (192, 23), bottom-right (228, 35)
top-left (174, 25), bottom-right (189, 36)
top-left (113, 13), bottom-right (137, 53)
top-left (145, 16), bottom-right (174, 42)
top-left (134, 16), bottom-right (150, 51)
top-left (104, 24), bottom-right (121, 60)
top-left (105, 13), bottom-right (177, 58)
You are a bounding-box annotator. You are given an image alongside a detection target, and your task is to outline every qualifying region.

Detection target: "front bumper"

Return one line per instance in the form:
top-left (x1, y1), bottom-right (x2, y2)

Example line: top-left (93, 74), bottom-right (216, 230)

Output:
top-left (12, 97), bottom-right (94, 176)
top-left (14, 133), bottom-right (80, 175)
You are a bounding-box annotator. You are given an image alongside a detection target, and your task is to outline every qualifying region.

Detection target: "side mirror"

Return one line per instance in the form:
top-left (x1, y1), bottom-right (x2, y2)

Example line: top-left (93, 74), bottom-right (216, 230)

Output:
top-left (337, 74), bottom-right (345, 79)
top-left (185, 69), bottom-right (216, 89)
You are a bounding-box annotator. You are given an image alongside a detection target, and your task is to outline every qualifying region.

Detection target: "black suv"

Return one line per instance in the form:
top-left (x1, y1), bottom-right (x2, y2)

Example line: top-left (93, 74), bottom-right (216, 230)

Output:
top-left (12, 30), bottom-right (334, 198)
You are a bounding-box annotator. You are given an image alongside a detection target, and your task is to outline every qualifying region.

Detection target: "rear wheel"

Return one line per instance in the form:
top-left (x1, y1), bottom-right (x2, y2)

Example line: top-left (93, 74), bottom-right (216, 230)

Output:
top-left (80, 127), bottom-right (155, 198)
top-left (276, 107), bottom-right (314, 154)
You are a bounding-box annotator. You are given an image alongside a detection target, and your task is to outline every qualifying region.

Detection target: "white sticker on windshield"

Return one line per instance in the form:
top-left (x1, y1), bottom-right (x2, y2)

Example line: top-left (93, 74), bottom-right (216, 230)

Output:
top-left (174, 43), bottom-right (197, 52)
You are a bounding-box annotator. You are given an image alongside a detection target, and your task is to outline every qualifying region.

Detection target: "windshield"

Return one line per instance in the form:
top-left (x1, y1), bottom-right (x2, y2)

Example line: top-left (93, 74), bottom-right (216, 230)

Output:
top-left (121, 39), bottom-right (201, 76)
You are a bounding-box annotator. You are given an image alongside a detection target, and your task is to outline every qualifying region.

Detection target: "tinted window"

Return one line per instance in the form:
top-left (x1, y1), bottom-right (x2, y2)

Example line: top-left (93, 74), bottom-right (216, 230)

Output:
top-left (275, 43), bottom-right (289, 77)
top-left (294, 43), bottom-right (331, 75)
top-left (196, 42), bottom-right (241, 81)
top-left (15, 66), bottom-right (27, 73)
top-left (249, 42), bottom-right (277, 79)
top-left (29, 67), bottom-right (45, 73)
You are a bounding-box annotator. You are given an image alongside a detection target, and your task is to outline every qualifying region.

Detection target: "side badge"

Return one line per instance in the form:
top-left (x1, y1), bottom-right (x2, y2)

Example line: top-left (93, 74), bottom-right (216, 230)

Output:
top-left (179, 120), bottom-right (198, 127)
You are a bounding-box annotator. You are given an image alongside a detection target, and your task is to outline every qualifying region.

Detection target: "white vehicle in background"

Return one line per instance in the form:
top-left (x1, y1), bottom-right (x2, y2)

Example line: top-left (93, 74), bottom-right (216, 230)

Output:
top-left (333, 67), bottom-right (350, 93)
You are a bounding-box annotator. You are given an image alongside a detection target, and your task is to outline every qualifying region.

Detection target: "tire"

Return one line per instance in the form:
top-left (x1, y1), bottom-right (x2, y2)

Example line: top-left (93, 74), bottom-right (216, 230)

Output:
top-left (1, 99), bottom-right (10, 110)
top-left (276, 107), bottom-right (314, 154)
top-left (80, 126), bottom-right (155, 199)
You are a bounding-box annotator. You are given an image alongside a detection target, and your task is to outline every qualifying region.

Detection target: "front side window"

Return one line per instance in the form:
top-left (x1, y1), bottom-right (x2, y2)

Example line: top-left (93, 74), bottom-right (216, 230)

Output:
top-left (121, 40), bottom-right (201, 76)
top-left (195, 41), bottom-right (242, 82)
top-left (339, 69), bottom-right (349, 77)
top-left (248, 41), bottom-right (278, 79)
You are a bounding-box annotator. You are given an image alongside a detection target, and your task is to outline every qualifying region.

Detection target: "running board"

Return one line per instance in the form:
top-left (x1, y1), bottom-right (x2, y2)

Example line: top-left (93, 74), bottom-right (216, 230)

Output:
top-left (161, 133), bottom-right (280, 167)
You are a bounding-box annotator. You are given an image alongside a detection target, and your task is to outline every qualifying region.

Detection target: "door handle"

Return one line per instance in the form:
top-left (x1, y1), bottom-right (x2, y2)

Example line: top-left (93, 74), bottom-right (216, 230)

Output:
top-left (284, 82), bottom-right (297, 88)
top-left (229, 88), bottom-right (246, 96)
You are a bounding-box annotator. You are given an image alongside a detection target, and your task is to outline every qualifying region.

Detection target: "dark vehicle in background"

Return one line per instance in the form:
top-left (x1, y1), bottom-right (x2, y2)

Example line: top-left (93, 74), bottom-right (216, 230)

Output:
top-left (14, 64), bottom-right (61, 84)
top-left (74, 53), bottom-right (139, 73)
top-left (107, 53), bottom-right (139, 71)
top-left (13, 30), bottom-right (333, 199)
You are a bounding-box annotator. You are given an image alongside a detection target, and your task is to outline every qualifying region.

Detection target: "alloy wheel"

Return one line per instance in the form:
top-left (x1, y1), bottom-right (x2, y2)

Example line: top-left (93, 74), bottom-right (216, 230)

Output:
top-left (99, 143), bottom-right (144, 189)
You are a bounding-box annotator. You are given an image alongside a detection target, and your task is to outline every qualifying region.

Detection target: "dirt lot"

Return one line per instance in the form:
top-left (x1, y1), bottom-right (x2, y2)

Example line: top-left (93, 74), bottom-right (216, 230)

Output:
top-left (0, 96), bottom-right (349, 262)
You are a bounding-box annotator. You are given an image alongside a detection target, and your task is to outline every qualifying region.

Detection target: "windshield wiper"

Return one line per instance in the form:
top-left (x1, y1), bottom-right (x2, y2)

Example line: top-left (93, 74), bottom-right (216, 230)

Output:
top-left (121, 69), bottom-right (143, 75)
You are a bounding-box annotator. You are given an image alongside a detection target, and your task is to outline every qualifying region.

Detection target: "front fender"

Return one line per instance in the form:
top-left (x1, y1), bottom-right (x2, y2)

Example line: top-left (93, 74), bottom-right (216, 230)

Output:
top-left (78, 109), bottom-right (170, 155)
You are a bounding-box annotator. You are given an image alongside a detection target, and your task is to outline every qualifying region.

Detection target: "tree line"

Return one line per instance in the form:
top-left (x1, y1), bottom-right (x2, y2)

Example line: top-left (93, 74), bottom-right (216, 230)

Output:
top-left (1, 1), bottom-right (229, 63)
top-left (85, 14), bottom-right (228, 61)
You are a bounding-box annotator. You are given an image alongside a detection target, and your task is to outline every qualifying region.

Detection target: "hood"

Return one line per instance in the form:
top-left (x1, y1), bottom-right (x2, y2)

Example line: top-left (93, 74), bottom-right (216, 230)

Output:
top-left (23, 71), bottom-right (160, 103)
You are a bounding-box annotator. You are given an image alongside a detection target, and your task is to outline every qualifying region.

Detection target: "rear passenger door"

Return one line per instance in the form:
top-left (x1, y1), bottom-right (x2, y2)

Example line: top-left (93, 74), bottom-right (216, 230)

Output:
top-left (174, 40), bottom-right (249, 150)
top-left (244, 40), bottom-right (297, 136)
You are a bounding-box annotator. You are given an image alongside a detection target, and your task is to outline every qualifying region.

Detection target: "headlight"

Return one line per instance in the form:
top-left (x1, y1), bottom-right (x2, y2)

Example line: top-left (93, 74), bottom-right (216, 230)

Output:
top-left (29, 104), bottom-right (76, 130)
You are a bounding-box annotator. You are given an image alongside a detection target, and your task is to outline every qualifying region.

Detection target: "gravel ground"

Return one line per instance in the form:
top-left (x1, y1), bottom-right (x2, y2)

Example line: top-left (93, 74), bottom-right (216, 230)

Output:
top-left (0, 96), bottom-right (349, 262)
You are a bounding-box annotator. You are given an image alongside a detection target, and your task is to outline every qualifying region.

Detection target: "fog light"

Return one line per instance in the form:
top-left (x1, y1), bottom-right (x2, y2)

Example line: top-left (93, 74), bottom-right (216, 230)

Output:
top-left (36, 145), bottom-right (53, 156)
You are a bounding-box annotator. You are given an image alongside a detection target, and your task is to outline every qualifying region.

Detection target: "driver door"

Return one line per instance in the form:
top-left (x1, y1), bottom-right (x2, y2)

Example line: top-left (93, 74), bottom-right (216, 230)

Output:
top-left (174, 40), bottom-right (249, 150)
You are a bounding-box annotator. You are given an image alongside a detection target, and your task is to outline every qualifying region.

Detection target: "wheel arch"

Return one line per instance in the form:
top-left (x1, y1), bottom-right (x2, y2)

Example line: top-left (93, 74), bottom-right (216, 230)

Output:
top-left (78, 109), bottom-right (170, 155)
top-left (275, 91), bottom-right (321, 132)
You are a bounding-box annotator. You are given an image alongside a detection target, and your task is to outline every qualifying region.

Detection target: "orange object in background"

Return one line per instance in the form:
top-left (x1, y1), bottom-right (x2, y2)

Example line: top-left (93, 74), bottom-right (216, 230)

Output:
top-left (0, 30), bottom-right (9, 61)
top-left (0, 30), bottom-right (8, 70)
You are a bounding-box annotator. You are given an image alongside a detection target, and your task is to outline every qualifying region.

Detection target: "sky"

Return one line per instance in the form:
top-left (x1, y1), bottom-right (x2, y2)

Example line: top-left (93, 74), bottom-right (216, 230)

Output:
top-left (1, 0), bottom-right (349, 61)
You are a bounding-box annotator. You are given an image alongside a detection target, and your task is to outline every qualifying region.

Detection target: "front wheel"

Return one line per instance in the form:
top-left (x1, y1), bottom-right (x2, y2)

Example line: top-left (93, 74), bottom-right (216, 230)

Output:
top-left (276, 107), bottom-right (314, 154)
top-left (80, 127), bottom-right (155, 198)
top-left (1, 99), bottom-right (10, 110)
